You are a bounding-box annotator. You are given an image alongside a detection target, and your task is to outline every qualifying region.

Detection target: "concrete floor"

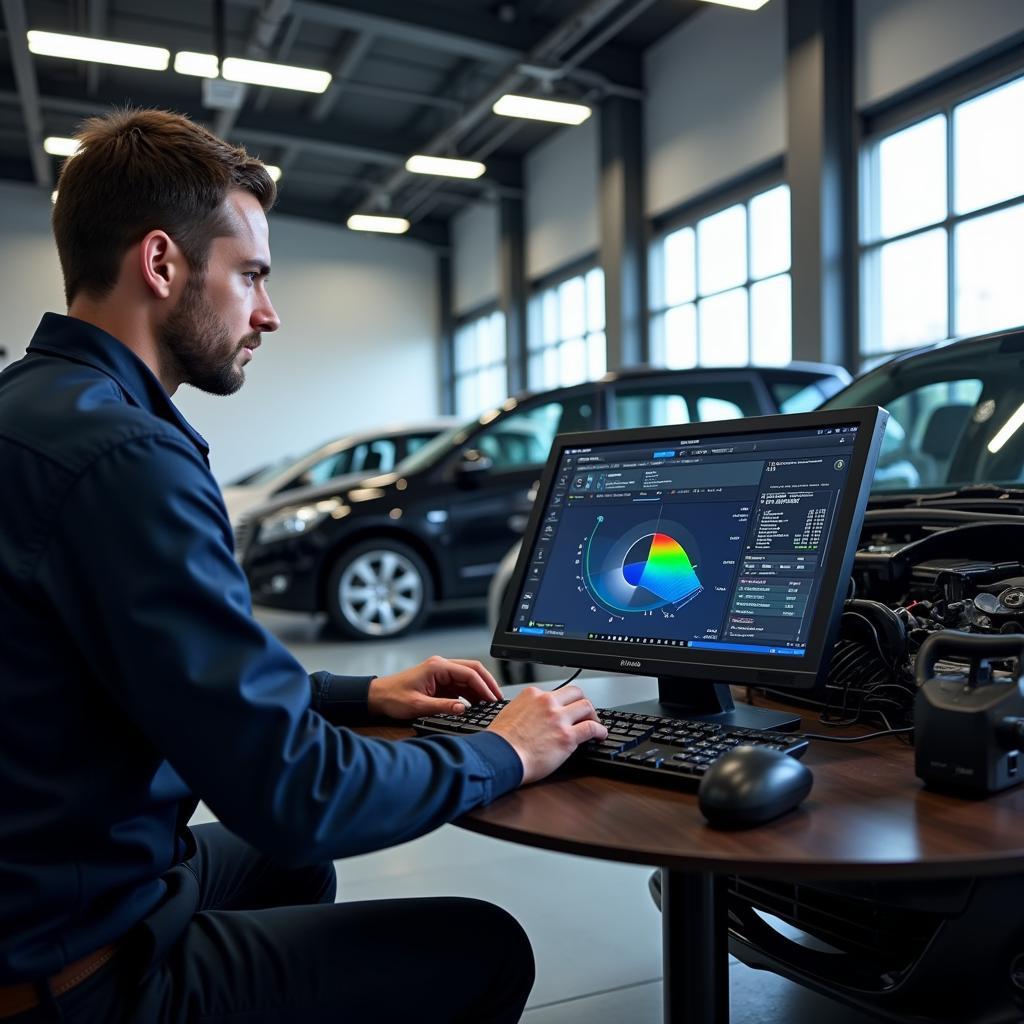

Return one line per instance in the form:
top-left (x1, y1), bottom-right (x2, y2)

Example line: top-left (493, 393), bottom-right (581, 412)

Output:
top-left (190, 605), bottom-right (882, 1024)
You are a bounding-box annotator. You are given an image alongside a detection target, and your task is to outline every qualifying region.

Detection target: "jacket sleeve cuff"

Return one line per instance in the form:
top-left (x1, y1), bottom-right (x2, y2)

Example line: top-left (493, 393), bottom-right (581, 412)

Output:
top-left (309, 671), bottom-right (375, 724)
top-left (458, 730), bottom-right (524, 800)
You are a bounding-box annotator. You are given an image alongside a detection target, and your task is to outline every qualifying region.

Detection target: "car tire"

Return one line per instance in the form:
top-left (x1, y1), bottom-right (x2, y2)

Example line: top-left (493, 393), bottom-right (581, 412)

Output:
top-left (325, 539), bottom-right (433, 640)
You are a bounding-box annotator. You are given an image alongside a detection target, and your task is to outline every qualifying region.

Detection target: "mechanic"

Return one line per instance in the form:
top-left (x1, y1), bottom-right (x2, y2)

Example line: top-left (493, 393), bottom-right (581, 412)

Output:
top-left (0, 108), bottom-right (607, 1023)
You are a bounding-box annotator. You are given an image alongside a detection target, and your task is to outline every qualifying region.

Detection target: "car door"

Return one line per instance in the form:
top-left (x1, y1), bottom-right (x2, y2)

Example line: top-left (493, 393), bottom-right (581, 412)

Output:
top-left (443, 391), bottom-right (599, 594)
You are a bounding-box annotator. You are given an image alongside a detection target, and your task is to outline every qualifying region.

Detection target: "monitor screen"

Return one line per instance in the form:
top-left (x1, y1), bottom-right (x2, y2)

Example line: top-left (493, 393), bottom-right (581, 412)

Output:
top-left (492, 407), bottom-right (887, 727)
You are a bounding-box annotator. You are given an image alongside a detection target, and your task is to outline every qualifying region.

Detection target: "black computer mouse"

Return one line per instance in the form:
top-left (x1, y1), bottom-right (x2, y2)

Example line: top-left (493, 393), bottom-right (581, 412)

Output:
top-left (698, 745), bottom-right (813, 828)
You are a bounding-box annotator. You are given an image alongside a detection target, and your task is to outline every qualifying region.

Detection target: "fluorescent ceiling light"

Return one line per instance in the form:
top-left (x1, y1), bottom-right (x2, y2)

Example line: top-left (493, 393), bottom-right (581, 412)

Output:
top-left (493, 94), bottom-right (592, 125)
top-left (27, 30), bottom-right (169, 70)
top-left (44, 136), bottom-right (80, 157)
top-left (987, 402), bottom-right (1024, 454)
top-left (175, 52), bottom-right (330, 92)
top-left (174, 51), bottom-right (219, 78)
top-left (698, 0), bottom-right (771, 9)
top-left (264, 165), bottom-right (282, 182)
top-left (405, 155), bottom-right (485, 179)
top-left (222, 57), bottom-right (330, 93)
top-left (346, 214), bottom-right (410, 234)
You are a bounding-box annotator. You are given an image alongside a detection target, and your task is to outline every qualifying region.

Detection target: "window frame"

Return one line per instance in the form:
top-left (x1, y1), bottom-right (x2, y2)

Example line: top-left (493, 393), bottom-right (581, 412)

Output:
top-left (859, 53), bottom-right (1024, 360)
top-left (647, 160), bottom-right (791, 371)
top-left (450, 302), bottom-right (507, 417)
top-left (526, 255), bottom-right (606, 391)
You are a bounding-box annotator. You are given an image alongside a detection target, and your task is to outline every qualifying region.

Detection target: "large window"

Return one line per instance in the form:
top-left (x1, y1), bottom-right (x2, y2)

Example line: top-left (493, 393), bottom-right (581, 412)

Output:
top-left (649, 184), bottom-right (792, 369)
top-left (527, 267), bottom-right (606, 390)
top-left (453, 309), bottom-right (507, 416)
top-left (860, 73), bottom-right (1024, 359)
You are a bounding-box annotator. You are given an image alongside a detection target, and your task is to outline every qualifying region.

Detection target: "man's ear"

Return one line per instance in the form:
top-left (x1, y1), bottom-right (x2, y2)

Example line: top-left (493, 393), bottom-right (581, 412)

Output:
top-left (138, 230), bottom-right (183, 300)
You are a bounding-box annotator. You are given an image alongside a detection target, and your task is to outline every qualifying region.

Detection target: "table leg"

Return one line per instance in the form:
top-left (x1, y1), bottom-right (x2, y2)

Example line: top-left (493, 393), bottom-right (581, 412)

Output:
top-left (662, 869), bottom-right (729, 1023)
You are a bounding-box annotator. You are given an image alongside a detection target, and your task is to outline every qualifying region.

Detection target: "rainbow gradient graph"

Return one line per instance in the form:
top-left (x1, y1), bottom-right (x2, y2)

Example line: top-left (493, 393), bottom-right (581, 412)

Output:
top-left (586, 521), bottom-right (703, 613)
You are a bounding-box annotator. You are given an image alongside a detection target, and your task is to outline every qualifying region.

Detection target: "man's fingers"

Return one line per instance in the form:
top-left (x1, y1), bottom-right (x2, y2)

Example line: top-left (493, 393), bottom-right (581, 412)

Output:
top-left (438, 660), bottom-right (500, 703)
top-left (570, 718), bottom-right (608, 744)
top-left (449, 658), bottom-right (502, 700)
top-left (421, 696), bottom-right (467, 716)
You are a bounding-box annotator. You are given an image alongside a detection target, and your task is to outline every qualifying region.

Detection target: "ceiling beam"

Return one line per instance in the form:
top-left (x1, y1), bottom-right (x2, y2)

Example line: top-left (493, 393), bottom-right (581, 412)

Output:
top-left (215, 0), bottom-right (295, 138)
top-left (252, 13), bottom-right (303, 113)
top-left (334, 78), bottom-right (465, 113)
top-left (85, 0), bottom-right (108, 95)
top-left (233, 125), bottom-right (401, 166)
top-left (1, 0), bottom-right (51, 187)
top-left (0, 84), bottom-right (423, 169)
top-left (232, 0), bottom-right (523, 64)
top-left (308, 31), bottom-right (375, 121)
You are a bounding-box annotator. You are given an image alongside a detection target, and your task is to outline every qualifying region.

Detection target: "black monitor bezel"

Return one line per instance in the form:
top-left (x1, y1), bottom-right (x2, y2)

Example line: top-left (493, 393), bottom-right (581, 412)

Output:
top-left (491, 406), bottom-right (888, 691)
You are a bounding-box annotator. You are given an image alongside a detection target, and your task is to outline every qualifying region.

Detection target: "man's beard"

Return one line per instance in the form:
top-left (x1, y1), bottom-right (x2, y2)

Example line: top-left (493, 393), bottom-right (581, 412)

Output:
top-left (157, 273), bottom-right (257, 396)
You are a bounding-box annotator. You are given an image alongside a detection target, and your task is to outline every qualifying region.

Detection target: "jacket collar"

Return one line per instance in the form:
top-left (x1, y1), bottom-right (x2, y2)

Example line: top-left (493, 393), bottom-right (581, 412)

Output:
top-left (28, 312), bottom-right (210, 458)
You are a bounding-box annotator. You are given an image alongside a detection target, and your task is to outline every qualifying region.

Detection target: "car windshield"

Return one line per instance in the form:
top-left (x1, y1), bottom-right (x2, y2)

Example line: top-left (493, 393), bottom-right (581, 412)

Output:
top-left (236, 435), bottom-right (349, 486)
top-left (392, 422), bottom-right (473, 475)
top-left (821, 329), bottom-right (1024, 493)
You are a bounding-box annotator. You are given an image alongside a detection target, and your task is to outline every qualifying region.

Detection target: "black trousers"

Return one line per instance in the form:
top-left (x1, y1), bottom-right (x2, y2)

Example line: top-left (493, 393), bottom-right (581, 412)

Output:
top-left (19, 823), bottom-right (535, 1023)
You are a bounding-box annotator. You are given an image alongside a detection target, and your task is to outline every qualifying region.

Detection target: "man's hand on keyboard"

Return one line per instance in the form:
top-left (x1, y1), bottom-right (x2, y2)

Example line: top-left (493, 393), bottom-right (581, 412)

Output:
top-left (367, 656), bottom-right (503, 720)
top-left (488, 686), bottom-right (609, 784)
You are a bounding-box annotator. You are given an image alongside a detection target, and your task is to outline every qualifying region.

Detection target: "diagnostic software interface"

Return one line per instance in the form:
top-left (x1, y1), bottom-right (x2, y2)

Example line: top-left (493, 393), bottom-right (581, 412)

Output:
top-left (510, 422), bottom-right (861, 659)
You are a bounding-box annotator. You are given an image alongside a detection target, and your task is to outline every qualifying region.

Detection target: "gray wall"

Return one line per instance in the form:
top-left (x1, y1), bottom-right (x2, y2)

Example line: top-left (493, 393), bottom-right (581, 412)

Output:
top-left (0, 180), bottom-right (441, 484)
top-left (856, 0), bottom-right (1024, 108)
top-left (452, 200), bottom-right (500, 315)
top-left (644, 0), bottom-right (786, 218)
top-left (525, 112), bottom-right (600, 280)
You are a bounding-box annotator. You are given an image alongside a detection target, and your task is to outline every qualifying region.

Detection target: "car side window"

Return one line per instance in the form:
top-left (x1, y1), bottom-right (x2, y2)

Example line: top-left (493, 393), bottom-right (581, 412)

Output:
top-left (612, 380), bottom-right (760, 428)
top-left (306, 449), bottom-right (352, 486)
top-left (614, 391), bottom-right (690, 428)
top-left (350, 439), bottom-right (396, 474)
top-left (777, 382), bottom-right (827, 414)
top-left (874, 379), bottom-right (983, 490)
top-left (695, 396), bottom-right (745, 421)
top-left (403, 434), bottom-right (437, 457)
top-left (472, 395), bottom-right (597, 471)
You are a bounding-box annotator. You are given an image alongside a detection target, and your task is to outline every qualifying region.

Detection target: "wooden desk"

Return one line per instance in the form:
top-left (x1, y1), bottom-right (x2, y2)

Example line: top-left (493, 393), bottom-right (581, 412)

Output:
top-left (367, 676), bottom-right (1024, 1023)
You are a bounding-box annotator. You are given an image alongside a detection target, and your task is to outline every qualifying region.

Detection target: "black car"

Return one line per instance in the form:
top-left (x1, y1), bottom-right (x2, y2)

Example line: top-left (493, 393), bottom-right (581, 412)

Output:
top-left (238, 362), bottom-right (849, 639)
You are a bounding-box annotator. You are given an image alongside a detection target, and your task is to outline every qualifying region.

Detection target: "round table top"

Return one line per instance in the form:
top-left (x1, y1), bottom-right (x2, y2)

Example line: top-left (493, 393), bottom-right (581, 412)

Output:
top-left (369, 676), bottom-right (1024, 881)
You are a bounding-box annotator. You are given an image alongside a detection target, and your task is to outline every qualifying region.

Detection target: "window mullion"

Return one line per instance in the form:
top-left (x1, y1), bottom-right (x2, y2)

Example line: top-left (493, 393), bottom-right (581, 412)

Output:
top-left (946, 102), bottom-right (956, 339)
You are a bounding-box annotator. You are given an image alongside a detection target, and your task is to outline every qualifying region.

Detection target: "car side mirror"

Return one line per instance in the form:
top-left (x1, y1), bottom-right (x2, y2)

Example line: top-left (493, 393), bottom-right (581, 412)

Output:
top-left (456, 449), bottom-right (493, 485)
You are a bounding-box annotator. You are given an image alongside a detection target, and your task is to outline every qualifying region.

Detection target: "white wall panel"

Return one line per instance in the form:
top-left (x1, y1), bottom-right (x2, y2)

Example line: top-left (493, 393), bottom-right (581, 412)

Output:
top-left (857, 0), bottom-right (1024, 109)
top-left (525, 114), bottom-right (600, 279)
top-left (644, 1), bottom-right (786, 218)
top-left (452, 200), bottom-right (500, 315)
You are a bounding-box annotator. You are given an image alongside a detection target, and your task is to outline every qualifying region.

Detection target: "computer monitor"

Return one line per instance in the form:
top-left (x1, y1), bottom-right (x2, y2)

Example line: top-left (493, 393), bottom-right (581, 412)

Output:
top-left (492, 406), bottom-right (888, 731)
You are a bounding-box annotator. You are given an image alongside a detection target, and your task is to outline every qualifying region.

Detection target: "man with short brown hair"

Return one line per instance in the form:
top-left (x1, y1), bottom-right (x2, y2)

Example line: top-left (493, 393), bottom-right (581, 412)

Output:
top-left (0, 108), bottom-right (605, 1022)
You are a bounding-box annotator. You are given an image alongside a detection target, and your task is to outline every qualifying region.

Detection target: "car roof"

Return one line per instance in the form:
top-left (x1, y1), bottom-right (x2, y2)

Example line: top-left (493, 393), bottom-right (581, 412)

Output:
top-left (325, 418), bottom-right (461, 445)
top-left (496, 361), bottom-right (849, 409)
top-left (825, 324), bottom-right (1024, 401)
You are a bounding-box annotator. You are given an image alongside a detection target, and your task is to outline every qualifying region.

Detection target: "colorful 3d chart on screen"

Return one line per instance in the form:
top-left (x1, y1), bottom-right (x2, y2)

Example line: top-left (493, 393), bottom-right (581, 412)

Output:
top-left (585, 516), bottom-right (703, 613)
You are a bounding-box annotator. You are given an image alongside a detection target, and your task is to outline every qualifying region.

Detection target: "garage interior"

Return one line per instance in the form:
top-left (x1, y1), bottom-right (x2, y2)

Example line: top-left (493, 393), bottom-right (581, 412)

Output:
top-left (2, 1), bottom-right (1024, 1021)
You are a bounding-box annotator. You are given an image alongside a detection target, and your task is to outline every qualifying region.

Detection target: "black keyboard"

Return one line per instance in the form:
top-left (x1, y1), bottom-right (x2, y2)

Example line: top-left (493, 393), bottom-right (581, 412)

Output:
top-left (413, 701), bottom-right (808, 790)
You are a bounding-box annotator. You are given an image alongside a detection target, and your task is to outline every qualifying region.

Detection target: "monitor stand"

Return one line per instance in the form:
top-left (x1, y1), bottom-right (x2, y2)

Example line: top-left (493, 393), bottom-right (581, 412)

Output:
top-left (615, 676), bottom-right (801, 732)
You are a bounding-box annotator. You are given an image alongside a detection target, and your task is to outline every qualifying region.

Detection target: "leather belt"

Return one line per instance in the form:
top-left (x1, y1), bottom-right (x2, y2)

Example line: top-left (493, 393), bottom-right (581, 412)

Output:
top-left (0, 945), bottom-right (118, 1019)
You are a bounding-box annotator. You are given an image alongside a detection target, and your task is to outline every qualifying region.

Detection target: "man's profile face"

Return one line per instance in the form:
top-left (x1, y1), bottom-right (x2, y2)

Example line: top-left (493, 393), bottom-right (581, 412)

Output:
top-left (158, 190), bottom-right (279, 396)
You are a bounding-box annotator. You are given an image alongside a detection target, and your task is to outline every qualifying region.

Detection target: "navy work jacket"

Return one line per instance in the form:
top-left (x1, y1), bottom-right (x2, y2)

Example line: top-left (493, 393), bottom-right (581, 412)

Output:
top-left (0, 314), bottom-right (521, 983)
